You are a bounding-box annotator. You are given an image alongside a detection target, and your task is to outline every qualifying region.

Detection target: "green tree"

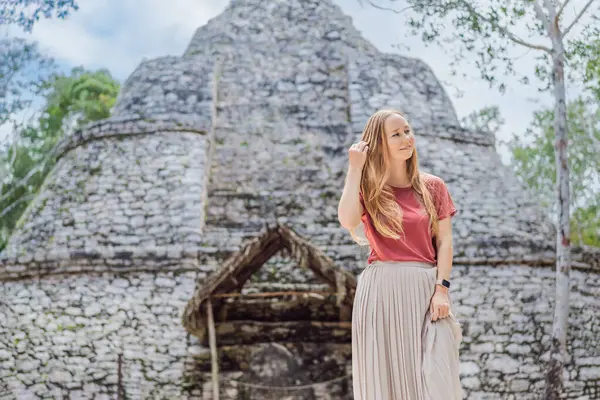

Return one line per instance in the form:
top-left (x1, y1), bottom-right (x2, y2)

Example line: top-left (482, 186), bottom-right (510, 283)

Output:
top-left (0, 126), bottom-right (49, 248)
top-left (461, 103), bottom-right (599, 241)
top-left (38, 67), bottom-right (120, 137)
top-left (460, 105), bottom-right (505, 144)
top-left (0, 68), bottom-right (119, 250)
top-left (364, 0), bottom-right (598, 395)
top-left (506, 99), bottom-right (599, 246)
top-left (0, 0), bottom-right (83, 249)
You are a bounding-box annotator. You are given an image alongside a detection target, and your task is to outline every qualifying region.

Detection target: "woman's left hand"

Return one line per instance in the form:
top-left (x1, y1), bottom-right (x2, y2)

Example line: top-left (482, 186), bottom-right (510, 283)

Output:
top-left (430, 289), bottom-right (450, 321)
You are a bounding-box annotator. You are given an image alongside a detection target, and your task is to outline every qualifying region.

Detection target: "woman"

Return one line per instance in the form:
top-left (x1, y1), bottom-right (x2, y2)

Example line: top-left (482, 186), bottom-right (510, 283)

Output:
top-left (338, 109), bottom-right (463, 400)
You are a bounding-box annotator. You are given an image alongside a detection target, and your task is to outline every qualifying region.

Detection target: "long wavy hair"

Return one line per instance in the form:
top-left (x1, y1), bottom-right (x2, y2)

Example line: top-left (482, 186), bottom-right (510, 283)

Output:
top-left (350, 109), bottom-right (439, 245)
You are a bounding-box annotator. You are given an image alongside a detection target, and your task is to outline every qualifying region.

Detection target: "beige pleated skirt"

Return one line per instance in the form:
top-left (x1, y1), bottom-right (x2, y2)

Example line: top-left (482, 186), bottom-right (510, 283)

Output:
top-left (352, 260), bottom-right (463, 400)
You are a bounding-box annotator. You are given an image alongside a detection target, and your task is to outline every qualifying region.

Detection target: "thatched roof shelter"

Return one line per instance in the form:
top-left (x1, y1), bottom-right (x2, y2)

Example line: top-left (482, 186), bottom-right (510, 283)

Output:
top-left (182, 223), bottom-right (357, 340)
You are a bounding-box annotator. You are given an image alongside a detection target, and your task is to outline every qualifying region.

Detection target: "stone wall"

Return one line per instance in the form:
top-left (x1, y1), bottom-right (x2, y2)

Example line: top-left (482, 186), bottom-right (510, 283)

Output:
top-left (199, 41), bottom-right (355, 281)
top-left (1, 264), bottom-right (598, 399)
top-left (112, 55), bottom-right (215, 124)
top-left (0, 43), bottom-right (218, 281)
top-left (0, 271), bottom-right (205, 399)
top-left (0, 120), bottom-right (211, 280)
top-left (348, 53), bottom-right (459, 133)
top-left (451, 264), bottom-right (600, 400)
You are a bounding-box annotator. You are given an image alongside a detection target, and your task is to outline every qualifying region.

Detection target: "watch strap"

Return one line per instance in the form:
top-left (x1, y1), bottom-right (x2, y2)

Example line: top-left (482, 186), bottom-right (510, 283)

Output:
top-left (436, 278), bottom-right (451, 289)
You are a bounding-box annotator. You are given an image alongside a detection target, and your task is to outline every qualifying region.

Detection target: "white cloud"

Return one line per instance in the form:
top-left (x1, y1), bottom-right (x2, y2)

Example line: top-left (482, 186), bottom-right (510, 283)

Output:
top-left (13, 0), bottom-right (228, 79)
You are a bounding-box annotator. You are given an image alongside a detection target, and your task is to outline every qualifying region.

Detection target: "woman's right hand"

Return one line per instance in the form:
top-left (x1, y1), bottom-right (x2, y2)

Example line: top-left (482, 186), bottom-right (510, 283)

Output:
top-left (348, 141), bottom-right (369, 171)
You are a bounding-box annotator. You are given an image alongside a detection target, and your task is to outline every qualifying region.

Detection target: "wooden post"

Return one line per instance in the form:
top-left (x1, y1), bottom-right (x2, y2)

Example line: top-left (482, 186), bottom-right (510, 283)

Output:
top-left (206, 298), bottom-right (219, 400)
top-left (117, 353), bottom-right (123, 400)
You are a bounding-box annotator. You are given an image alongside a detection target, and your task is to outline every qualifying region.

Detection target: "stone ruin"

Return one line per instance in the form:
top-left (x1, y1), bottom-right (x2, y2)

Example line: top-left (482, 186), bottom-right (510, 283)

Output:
top-left (0, 0), bottom-right (598, 399)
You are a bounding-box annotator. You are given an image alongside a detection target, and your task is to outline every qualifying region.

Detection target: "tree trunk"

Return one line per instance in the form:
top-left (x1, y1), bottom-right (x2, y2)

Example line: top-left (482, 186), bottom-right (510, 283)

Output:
top-left (545, 30), bottom-right (571, 400)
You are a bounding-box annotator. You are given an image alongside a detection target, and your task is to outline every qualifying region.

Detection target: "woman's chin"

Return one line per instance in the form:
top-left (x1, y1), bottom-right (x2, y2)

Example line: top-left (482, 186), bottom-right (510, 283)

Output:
top-left (397, 149), bottom-right (413, 158)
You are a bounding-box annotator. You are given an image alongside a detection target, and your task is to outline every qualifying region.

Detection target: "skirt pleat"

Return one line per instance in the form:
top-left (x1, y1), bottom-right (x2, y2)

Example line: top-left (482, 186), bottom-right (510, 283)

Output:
top-left (352, 261), bottom-right (463, 400)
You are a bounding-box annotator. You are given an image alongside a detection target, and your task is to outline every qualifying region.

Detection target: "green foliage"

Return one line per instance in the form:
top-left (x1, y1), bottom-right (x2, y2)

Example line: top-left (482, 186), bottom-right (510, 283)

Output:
top-left (0, 125), bottom-right (52, 224)
top-left (573, 35), bottom-right (600, 98)
top-left (0, 67), bottom-right (119, 251)
top-left (462, 100), bottom-right (600, 247)
top-left (38, 67), bottom-right (120, 137)
top-left (460, 105), bottom-right (505, 137)
top-left (571, 202), bottom-right (600, 246)
top-left (1, 0), bottom-right (79, 32)
top-left (508, 98), bottom-right (599, 246)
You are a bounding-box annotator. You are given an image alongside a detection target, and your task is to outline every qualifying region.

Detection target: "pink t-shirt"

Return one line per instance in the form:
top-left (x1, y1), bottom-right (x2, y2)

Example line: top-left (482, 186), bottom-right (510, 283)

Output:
top-left (359, 174), bottom-right (457, 264)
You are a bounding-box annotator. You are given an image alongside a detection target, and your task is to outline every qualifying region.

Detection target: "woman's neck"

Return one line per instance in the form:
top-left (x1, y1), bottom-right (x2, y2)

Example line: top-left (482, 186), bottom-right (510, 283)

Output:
top-left (386, 161), bottom-right (411, 187)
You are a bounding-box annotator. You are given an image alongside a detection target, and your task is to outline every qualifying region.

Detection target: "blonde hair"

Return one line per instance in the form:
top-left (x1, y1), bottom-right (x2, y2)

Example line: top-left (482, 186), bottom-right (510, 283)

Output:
top-left (350, 109), bottom-right (439, 245)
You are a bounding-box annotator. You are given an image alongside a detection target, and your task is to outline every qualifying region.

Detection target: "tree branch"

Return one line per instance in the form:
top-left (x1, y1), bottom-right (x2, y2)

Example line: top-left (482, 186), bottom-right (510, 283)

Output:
top-left (0, 194), bottom-right (36, 219)
top-left (458, 0), bottom-right (552, 53)
top-left (0, 145), bottom-right (56, 204)
top-left (359, 0), bottom-right (414, 14)
top-left (543, 0), bottom-right (560, 25)
top-left (562, 0), bottom-right (595, 38)
top-left (556, 0), bottom-right (572, 19)
top-left (534, 1), bottom-right (553, 36)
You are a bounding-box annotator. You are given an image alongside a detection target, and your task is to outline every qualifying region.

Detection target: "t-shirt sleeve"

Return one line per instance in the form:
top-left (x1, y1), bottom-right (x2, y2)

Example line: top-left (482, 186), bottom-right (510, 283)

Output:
top-left (435, 178), bottom-right (457, 220)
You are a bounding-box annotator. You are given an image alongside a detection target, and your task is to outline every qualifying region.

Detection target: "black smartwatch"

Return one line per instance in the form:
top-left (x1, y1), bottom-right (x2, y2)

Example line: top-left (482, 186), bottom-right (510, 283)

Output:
top-left (436, 278), bottom-right (451, 289)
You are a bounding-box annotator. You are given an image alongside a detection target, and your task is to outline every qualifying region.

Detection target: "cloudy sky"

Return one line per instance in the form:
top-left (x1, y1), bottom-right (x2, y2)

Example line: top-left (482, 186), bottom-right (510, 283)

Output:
top-left (3, 0), bottom-right (595, 164)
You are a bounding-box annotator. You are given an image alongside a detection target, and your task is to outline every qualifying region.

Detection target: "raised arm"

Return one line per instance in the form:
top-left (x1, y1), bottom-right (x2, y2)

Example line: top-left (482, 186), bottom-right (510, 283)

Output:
top-left (338, 141), bottom-right (368, 231)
